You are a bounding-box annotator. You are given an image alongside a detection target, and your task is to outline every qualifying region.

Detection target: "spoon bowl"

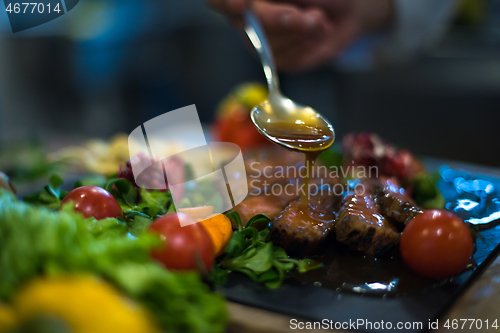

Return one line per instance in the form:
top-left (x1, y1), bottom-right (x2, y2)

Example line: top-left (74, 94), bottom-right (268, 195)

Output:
top-left (251, 97), bottom-right (334, 152)
top-left (244, 10), bottom-right (334, 153)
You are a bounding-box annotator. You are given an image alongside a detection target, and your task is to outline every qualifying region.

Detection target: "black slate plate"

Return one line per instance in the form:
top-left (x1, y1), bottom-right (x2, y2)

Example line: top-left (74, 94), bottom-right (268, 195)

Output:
top-left (216, 165), bottom-right (500, 333)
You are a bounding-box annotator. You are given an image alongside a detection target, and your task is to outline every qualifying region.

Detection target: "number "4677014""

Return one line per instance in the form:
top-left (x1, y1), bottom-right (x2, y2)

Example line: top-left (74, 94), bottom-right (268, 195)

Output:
top-left (444, 319), bottom-right (498, 330)
top-left (6, 3), bottom-right (61, 14)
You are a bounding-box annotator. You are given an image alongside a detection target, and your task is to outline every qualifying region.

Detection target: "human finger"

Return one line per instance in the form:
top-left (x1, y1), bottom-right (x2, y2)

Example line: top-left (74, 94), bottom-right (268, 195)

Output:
top-left (253, 1), bottom-right (328, 35)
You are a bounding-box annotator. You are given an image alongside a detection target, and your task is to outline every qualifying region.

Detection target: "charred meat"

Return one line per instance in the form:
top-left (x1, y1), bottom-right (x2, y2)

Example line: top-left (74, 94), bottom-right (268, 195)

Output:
top-left (376, 178), bottom-right (422, 228)
top-left (232, 192), bottom-right (297, 227)
top-left (335, 191), bottom-right (400, 256)
top-left (270, 190), bottom-right (338, 257)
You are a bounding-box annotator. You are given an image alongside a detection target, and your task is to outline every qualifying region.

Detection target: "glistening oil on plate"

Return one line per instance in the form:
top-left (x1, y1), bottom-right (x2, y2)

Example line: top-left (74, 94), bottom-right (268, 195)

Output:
top-left (289, 242), bottom-right (468, 296)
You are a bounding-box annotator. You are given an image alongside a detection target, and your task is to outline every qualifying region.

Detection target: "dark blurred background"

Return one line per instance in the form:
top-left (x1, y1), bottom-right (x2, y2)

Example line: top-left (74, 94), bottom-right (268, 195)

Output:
top-left (0, 0), bottom-right (499, 165)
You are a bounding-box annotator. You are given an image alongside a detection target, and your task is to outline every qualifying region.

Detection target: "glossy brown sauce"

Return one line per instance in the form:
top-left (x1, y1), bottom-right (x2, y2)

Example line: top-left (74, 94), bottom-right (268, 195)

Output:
top-left (382, 178), bottom-right (411, 203)
top-left (340, 193), bottom-right (396, 231)
top-left (277, 200), bottom-right (335, 240)
top-left (291, 243), bottom-right (449, 296)
top-left (263, 122), bottom-right (334, 151)
top-left (258, 122), bottom-right (450, 296)
top-left (233, 192), bottom-right (296, 227)
top-left (302, 154), bottom-right (318, 208)
top-left (262, 122), bottom-right (334, 208)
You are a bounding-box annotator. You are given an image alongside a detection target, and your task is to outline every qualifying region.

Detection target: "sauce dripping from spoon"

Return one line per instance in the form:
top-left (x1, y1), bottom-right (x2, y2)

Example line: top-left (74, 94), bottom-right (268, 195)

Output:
top-left (261, 122), bottom-right (334, 208)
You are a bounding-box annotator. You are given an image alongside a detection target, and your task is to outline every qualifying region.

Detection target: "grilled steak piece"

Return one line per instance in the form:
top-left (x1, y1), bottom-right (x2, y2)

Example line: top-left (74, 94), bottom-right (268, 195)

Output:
top-left (335, 191), bottom-right (400, 256)
top-left (236, 176), bottom-right (339, 228)
top-left (270, 190), bottom-right (338, 257)
top-left (231, 193), bottom-right (296, 227)
top-left (376, 178), bottom-right (422, 228)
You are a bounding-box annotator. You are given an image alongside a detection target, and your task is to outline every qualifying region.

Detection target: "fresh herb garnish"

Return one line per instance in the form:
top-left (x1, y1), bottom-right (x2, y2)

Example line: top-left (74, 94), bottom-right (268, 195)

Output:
top-left (22, 175), bottom-right (177, 237)
top-left (210, 212), bottom-right (322, 289)
top-left (103, 177), bottom-right (175, 218)
top-left (73, 174), bottom-right (108, 188)
top-left (105, 178), bottom-right (138, 208)
top-left (318, 144), bottom-right (344, 169)
top-left (412, 172), bottom-right (445, 209)
top-left (22, 174), bottom-right (67, 210)
top-left (137, 188), bottom-right (175, 216)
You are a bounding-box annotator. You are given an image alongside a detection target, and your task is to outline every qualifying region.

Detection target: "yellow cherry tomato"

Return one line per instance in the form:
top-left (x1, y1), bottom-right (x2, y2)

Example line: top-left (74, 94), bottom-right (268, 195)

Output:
top-left (0, 303), bottom-right (16, 331)
top-left (13, 275), bottom-right (158, 333)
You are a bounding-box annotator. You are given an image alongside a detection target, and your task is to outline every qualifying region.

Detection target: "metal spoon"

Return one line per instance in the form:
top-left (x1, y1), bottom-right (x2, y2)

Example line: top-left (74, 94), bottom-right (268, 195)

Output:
top-left (244, 10), bottom-right (335, 152)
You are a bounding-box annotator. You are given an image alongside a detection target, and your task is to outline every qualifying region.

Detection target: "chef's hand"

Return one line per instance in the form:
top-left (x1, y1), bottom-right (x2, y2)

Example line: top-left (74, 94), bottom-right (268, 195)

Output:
top-left (207, 0), bottom-right (394, 72)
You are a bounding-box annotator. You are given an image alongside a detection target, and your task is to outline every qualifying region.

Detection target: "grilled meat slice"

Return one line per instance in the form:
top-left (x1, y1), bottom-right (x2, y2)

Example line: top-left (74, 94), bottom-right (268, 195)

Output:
top-left (270, 190), bottom-right (338, 257)
top-left (231, 193), bottom-right (296, 227)
top-left (376, 178), bottom-right (422, 228)
top-left (237, 176), bottom-right (339, 228)
top-left (336, 192), bottom-right (400, 256)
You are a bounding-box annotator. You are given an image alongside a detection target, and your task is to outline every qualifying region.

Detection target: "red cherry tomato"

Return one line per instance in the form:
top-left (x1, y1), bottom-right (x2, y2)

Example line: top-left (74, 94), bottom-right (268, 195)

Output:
top-left (148, 213), bottom-right (214, 271)
top-left (400, 210), bottom-right (473, 278)
top-left (60, 186), bottom-right (123, 220)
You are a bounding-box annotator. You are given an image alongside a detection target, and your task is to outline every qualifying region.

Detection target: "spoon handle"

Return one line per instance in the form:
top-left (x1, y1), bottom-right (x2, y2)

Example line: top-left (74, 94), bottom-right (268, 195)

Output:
top-left (244, 10), bottom-right (280, 94)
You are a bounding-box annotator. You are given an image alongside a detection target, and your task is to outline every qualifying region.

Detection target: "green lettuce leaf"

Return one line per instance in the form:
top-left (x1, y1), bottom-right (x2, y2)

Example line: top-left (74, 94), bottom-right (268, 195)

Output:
top-left (0, 191), bottom-right (227, 333)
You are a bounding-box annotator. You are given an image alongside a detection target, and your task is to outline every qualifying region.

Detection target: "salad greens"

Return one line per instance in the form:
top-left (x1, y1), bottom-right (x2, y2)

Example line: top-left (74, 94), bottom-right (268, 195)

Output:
top-left (318, 144), bottom-right (344, 170)
top-left (22, 174), bottom-right (67, 210)
top-left (105, 178), bottom-right (176, 235)
top-left (19, 174), bottom-right (322, 292)
top-left (0, 138), bottom-right (61, 185)
top-left (178, 179), bottom-right (224, 213)
top-left (73, 174), bottom-right (108, 188)
top-left (210, 212), bottom-right (322, 289)
top-left (0, 189), bottom-right (227, 333)
top-left (412, 172), bottom-right (445, 209)
top-left (22, 174), bottom-right (177, 237)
